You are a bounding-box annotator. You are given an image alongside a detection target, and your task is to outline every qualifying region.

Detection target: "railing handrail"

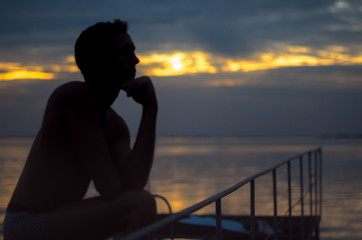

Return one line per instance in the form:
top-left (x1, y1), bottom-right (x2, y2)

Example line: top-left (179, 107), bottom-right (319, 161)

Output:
top-left (120, 147), bottom-right (322, 240)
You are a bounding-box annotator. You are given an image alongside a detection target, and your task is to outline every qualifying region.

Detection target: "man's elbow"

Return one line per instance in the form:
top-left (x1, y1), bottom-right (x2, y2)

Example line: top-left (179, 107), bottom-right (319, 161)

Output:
top-left (99, 190), bottom-right (121, 200)
top-left (96, 183), bottom-right (124, 200)
top-left (126, 178), bottom-right (149, 191)
top-left (99, 183), bottom-right (146, 199)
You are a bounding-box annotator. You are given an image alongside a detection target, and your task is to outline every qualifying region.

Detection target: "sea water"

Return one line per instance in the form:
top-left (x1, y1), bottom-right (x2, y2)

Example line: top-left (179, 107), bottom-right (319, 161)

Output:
top-left (0, 136), bottom-right (361, 240)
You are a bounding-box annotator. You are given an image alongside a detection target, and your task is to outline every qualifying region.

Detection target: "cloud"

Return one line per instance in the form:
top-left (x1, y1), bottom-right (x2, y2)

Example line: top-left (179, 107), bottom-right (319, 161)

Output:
top-left (0, 57), bottom-right (78, 81)
top-left (133, 0), bottom-right (362, 57)
top-left (0, 71), bottom-right (54, 81)
top-left (152, 64), bottom-right (362, 90)
top-left (1, 0), bottom-right (362, 64)
top-left (134, 44), bottom-right (362, 80)
top-left (138, 51), bottom-right (218, 76)
top-left (0, 0), bottom-right (362, 136)
top-left (3, 42), bottom-right (361, 81)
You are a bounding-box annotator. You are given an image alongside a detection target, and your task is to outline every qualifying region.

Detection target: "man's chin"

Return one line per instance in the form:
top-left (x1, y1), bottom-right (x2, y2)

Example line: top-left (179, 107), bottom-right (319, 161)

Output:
top-left (123, 71), bottom-right (136, 80)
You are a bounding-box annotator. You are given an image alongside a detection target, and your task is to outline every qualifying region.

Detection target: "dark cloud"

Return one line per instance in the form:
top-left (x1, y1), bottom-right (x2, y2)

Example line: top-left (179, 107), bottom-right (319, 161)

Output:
top-left (125, 0), bottom-right (362, 58)
top-left (2, 0), bottom-right (362, 60)
top-left (183, 2), bottom-right (362, 56)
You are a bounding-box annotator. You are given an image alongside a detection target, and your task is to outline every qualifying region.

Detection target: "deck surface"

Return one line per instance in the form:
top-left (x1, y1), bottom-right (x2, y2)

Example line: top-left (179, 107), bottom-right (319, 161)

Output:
top-left (154, 214), bottom-right (320, 240)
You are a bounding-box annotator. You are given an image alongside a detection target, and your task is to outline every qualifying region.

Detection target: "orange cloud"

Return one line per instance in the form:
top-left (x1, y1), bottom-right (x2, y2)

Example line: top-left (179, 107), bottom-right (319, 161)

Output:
top-left (206, 79), bottom-right (247, 87)
top-left (138, 51), bottom-right (217, 76)
top-left (137, 45), bottom-right (362, 76)
top-left (222, 54), bottom-right (323, 72)
top-left (0, 57), bottom-right (78, 81)
top-left (0, 71), bottom-right (54, 80)
top-left (49, 65), bottom-right (78, 73)
top-left (0, 62), bottom-right (55, 80)
top-left (221, 45), bottom-right (362, 72)
top-left (1, 45), bottom-right (361, 81)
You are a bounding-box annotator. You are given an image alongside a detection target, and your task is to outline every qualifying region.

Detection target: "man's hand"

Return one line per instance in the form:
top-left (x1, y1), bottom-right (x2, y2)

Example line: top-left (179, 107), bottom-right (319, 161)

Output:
top-left (123, 76), bottom-right (157, 108)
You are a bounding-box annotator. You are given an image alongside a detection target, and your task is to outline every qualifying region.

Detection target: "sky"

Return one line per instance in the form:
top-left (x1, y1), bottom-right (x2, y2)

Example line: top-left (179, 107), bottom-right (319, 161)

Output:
top-left (0, 0), bottom-right (362, 137)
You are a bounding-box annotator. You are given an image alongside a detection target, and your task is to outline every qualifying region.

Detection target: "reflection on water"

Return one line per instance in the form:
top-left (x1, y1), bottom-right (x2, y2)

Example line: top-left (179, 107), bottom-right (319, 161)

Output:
top-left (0, 136), bottom-right (362, 240)
top-left (0, 138), bottom-right (33, 210)
top-left (151, 137), bottom-right (320, 214)
top-left (151, 137), bottom-right (362, 240)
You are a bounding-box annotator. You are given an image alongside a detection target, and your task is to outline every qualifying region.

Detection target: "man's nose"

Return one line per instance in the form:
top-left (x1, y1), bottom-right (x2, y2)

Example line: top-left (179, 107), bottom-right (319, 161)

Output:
top-left (134, 54), bottom-right (140, 65)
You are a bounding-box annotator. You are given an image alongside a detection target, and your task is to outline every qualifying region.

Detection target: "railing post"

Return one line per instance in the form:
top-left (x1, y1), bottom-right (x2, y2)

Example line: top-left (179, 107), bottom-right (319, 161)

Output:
top-left (308, 151), bottom-right (313, 216)
top-left (273, 169), bottom-right (278, 240)
top-left (299, 156), bottom-right (304, 240)
top-left (216, 199), bottom-right (222, 240)
top-left (250, 179), bottom-right (256, 240)
top-left (319, 148), bottom-right (323, 220)
top-left (314, 150), bottom-right (318, 216)
top-left (287, 161), bottom-right (292, 240)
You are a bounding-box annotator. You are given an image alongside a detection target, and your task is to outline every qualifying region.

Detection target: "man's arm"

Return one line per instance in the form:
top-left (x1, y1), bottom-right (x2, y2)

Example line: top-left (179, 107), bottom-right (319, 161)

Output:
top-left (114, 76), bottom-right (158, 190)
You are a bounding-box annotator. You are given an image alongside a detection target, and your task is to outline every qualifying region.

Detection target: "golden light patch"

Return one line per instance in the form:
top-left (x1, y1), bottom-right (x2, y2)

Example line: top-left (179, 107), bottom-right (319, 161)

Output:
top-left (286, 46), bottom-right (311, 53)
top-left (351, 55), bottom-right (362, 63)
top-left (50, 56), bottom-right (78, 72)
top-left (221, 45), bottom-right (362, 72)
top-left (65, 55), bottom-right (76, 64)
top-left (0, 71), bottom-right (54, 80)
top-left (0, 44), bottom-right (361, 81)
top-left (0, 62), bottom-right (21, 71)
top-left (0, 62), bottom-right (54, 80)
top-left (137, 45), bottom-right (362, 76)
top-left (206, 79), bottom-right (246, 87)
top-left (49, 65), bottom-right (79, 73)
top-left (138, 51), bottom-right (217, 76)
top-left (0, 60), bottom-right (78, 81)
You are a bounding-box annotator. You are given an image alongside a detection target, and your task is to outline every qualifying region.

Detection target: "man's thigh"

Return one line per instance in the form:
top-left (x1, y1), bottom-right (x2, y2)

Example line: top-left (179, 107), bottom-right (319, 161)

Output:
top-left (46, 189), bottom-right (156, 240)
top-left (4, 211), bottom-right (48, 240)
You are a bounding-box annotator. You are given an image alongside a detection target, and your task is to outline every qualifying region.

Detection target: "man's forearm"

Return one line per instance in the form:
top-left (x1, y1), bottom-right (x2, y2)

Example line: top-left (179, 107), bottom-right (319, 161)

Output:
top-left (125, 104), bottom-right (157, 189)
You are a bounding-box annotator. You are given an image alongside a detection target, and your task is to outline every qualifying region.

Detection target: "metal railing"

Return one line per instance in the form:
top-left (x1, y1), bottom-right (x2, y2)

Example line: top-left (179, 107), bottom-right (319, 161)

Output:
top-left (120, 147), bottom-right (322, 240)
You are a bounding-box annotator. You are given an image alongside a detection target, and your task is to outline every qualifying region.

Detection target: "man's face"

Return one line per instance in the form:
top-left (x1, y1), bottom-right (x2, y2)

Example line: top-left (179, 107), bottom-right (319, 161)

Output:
top-left (104, 33), bottom-right (139, 86)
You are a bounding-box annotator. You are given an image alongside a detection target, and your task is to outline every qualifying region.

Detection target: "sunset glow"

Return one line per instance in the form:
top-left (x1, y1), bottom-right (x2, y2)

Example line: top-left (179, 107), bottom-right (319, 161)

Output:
top-left (221, 45), bottom-right (362, 72)
top-left (137, 45), bottom-right (362, 76)
top-left (138, 51), bottom-right (217, 76)
top-left (0, 59), bottom-right (77, 81)
top-left (1, 45), bottom-right (361, 80)
top-left (0, 70), bottom-right (54, 81)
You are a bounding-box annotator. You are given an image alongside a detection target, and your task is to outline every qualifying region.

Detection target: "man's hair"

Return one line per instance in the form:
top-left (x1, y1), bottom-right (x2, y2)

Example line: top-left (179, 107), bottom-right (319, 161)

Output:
top-left (74, 19), bottom-right (129, 79)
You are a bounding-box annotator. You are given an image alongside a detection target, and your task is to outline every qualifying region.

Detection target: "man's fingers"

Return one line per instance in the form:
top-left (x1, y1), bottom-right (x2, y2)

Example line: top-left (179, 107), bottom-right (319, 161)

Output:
top-left (124, 76), bottom-right (156, 105)
top-left (126, 76), bottom-right (150, 97)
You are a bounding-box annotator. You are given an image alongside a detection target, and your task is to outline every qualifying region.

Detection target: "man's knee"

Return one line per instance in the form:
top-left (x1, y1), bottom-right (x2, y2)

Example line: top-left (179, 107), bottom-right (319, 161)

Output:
top-left (112, 190), bottom-right (156, 217)
top-left (130, 190), bottom-right (157, 220)
top-left (112, 189), bottom-right (156, 232)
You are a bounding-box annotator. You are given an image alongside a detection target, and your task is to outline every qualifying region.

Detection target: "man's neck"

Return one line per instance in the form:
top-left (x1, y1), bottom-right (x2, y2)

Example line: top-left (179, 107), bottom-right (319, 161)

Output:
top-left (85, 81), bottom-right (121, 111)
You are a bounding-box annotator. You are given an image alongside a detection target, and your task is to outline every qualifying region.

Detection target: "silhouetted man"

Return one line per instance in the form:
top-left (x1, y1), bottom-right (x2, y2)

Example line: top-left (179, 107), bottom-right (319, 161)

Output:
top-left (4, 20), bottom-right (157, 240)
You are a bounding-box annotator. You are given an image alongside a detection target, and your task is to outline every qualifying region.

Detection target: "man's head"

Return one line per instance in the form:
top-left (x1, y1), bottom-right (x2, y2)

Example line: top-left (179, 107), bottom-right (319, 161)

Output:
top-left (75, 20), bottom-right (139, 84)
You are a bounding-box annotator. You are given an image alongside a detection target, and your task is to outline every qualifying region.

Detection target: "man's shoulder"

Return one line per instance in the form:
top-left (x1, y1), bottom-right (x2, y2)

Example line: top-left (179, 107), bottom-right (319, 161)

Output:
top-left (52, 81), bottom-right (86, 96)
top-left (48, 81), bottom-right (89, 105)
